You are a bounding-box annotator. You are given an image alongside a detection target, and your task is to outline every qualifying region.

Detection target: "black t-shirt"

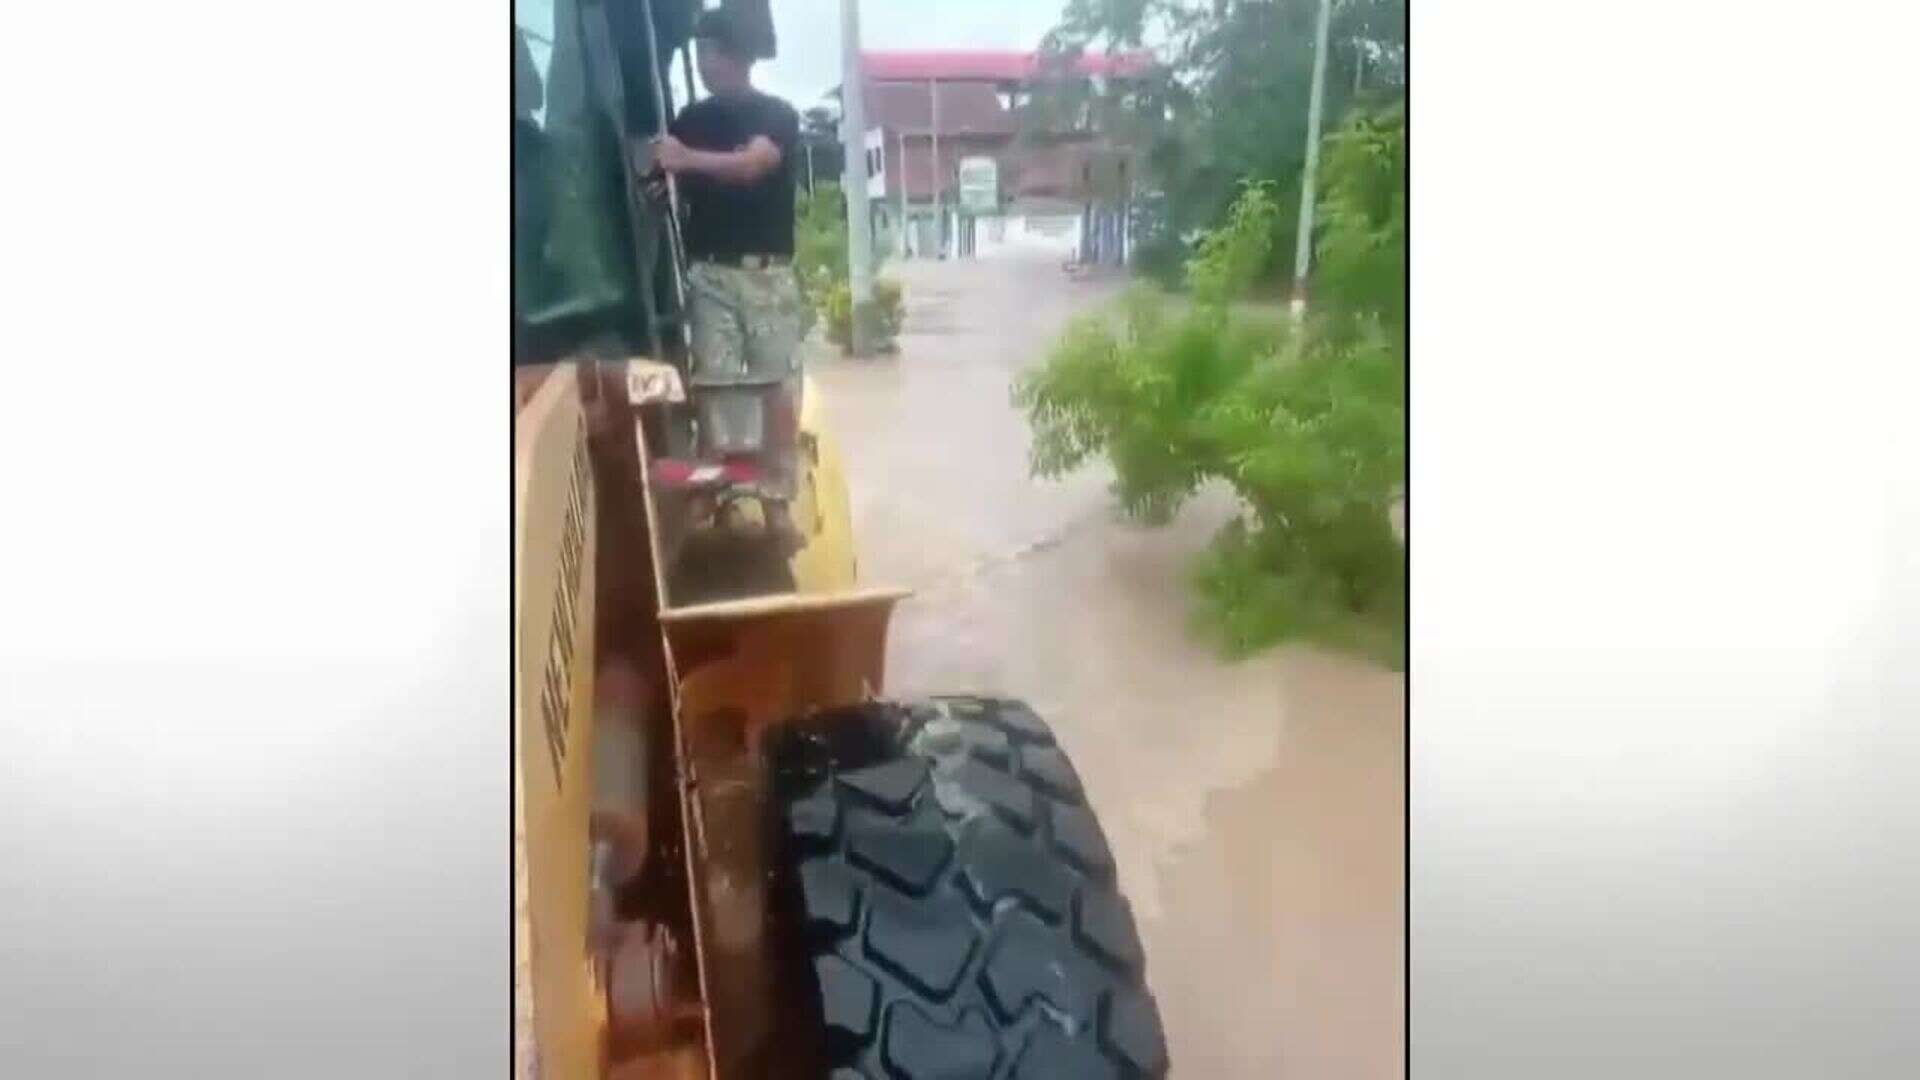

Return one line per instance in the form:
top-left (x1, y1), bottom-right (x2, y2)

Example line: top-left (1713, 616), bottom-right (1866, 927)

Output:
top-left (670, 90), bottom-right (800, 259)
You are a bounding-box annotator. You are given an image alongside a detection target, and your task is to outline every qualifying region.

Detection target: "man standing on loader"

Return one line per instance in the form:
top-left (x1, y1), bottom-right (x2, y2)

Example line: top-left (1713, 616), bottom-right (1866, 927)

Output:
top-left (650, 8), bottom-right (807, 550)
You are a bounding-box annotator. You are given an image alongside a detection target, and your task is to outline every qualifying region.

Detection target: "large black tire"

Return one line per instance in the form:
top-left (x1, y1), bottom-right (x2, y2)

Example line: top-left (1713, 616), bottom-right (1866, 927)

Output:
top-left (763, 697), bottom-right (1169, 1079)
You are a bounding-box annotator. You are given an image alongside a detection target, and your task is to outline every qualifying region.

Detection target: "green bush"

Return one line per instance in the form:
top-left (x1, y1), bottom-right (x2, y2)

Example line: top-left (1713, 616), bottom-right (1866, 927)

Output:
top-left (1185, 179), bottom-right (1286, 306)
top-left (1017, 123), bottom-right (1406, 666)
top-left (824, 278), bottom-right (905, 352)
top-left (1185, 317), bottom-right (1404, 662)
top-left (796, 183), bottom-right (903, 351)
top-left (1314, 103), bottom-right (1406, 333)
top-left (794, 184), bottom-right (849, 330)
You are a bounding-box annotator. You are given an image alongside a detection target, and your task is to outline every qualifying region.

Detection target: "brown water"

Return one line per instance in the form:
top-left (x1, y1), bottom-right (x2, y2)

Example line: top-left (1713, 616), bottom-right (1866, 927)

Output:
top-left (810, 257), bottom-right (1405, 1078)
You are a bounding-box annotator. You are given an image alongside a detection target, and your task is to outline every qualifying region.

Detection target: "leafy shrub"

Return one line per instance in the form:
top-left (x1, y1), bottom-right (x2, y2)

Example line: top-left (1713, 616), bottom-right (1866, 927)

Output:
top-left (825, 278), bottom-right (905, 352)
top-left (796, 183), bottom-right (903, 351)
top-left (1313, 103), bottom-right (1406, 332)
top-left (794, 183), bottom-right (849, 330)
top-left (1186, 318), bottom-right (1404, 662)
top-left (1185, 179), bottom-right (1285, 305)
top-left (1017, 128), bottom-right (1406, 666)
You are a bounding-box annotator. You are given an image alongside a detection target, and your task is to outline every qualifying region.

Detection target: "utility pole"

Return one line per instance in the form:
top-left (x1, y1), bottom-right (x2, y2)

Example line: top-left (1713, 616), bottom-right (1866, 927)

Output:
top-left (929, 79), bottom-right (942, 259)
top-left (895, 128), bottom-right (909, 258)
top-left (1290, 0), bottom-right (1334, 320)
top-left (839, 0), bottom-right (877, 354)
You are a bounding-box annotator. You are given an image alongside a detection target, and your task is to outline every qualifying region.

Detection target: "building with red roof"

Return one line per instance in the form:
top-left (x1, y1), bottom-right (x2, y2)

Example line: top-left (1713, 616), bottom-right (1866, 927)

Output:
top-left (859, 49), bottom-right (1155, 84)
top-left (844, 49), bottom-right (1154, 261)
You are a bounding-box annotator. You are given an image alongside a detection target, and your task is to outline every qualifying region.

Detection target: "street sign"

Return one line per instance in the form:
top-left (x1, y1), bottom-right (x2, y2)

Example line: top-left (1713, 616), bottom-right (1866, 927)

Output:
top-left (958, 156), bottom-right (999, 213)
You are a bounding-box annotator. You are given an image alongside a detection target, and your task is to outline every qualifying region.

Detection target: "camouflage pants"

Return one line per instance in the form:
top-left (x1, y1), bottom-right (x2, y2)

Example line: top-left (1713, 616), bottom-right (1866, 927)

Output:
top-left (686, 261), bottom-right (806, 499)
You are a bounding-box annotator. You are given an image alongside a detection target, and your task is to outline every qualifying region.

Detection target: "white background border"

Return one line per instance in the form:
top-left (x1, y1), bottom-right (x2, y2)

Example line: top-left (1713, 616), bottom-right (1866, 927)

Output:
top-left (2, 1), bottom-right (1918, 1075)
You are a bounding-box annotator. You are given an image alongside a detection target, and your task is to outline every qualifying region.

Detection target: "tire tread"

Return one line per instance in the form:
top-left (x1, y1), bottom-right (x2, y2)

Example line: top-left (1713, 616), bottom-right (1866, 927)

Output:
top-left (770, 698), bottom-right (1168, 1078)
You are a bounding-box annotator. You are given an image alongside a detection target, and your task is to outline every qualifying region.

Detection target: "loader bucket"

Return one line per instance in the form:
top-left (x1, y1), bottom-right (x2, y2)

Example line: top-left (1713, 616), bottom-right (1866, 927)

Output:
top-left (629, 360), bottom-right (910, 1075)
top-left (655, 589), bottom-right (907, 1076)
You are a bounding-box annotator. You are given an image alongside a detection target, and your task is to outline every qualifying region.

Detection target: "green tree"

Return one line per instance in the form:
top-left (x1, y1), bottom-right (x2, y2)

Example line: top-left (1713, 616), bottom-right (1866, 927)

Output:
top-left (1017, 104), bottom-right (1407, 666)
top-left (1037, 0), bottom-right (1405, 287)
top-left (1312, 101), bottom-right (1405, 332)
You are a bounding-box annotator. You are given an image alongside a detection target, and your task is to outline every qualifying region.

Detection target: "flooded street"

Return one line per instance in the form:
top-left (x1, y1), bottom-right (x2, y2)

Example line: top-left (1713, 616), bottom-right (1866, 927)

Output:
top-left (807, 256), bottom-right (1406, 1078)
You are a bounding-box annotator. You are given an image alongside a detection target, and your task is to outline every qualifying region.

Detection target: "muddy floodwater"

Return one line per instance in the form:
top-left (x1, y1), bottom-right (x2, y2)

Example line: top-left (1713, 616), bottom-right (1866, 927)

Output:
top-left (807, 257), bottom-right (1406, 1078)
